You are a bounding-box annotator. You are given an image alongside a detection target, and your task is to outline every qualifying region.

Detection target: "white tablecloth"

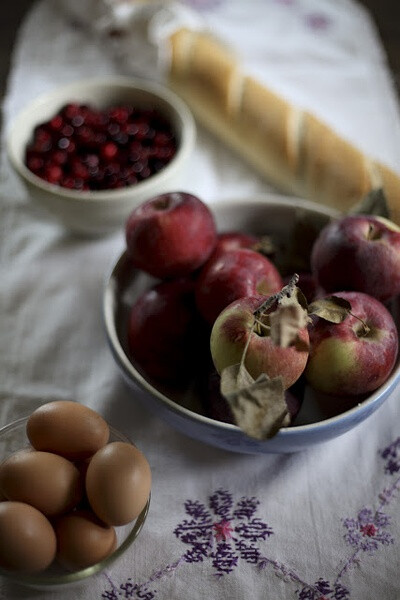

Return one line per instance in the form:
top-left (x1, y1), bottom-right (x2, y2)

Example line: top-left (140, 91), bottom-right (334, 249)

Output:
top-left (1, 1), bottom-right (400, 598)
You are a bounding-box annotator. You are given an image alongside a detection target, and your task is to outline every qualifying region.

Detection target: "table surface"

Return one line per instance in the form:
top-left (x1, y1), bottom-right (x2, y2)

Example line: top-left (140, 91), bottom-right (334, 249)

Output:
top-left (1, 1), bottom-right (400, 107)
top-left (1, 3), bottom-right (400, 599)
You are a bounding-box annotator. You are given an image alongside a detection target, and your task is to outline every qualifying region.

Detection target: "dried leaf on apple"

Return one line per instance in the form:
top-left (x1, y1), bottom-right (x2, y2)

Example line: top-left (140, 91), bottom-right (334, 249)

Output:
top-left (269, 293), bottom-right (310, 349)
top-left (308, 295), bottom-right (352, 323)
top-left (251, 235), bottom-right (276, 257)
top-left (220, 364), bottom-right (290, 440)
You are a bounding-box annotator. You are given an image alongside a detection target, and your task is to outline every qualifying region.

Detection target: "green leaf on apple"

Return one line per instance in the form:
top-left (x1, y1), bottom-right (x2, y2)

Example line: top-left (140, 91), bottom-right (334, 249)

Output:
top-left (220, 363), bottom-right (290, 439)
top-left (307, 295), bottom-right (352, 323)
top-left (351, 187), bottom-right (391, 219)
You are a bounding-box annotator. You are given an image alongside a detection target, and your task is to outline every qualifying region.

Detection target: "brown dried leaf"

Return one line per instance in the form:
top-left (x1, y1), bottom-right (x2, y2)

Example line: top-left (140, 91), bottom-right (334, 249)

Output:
top-left (269, 291), bottom-right (310, 348)
top-left (351, 187), bottom-right (391, 219)
top-left (308, 295), bottom-right (351, 323)
top-left (251, 235), bottom-right (276, 257)
top-left (220, 364), bottom-right (290, 440)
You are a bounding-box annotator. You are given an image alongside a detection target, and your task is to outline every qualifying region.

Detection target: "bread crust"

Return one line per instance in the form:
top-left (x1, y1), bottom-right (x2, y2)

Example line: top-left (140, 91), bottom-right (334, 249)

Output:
top-left (168, 27), bottom-right (400, 222)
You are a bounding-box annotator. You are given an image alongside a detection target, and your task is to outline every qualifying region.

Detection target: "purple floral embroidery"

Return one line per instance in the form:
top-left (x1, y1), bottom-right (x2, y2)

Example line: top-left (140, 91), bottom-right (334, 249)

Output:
top-left (343, 508), bottom-right (394, 553)
top-left (296, 578), bottom-right (350, 600)
top-left (174, 489), bottom-right (273, 577)
top-left (101, 432), bottom-right (400, 599)
top-left (304, 12), bottom-right (331, 31)
top-left (380, 437), bottom-right (400, 474)
top-left (183, 0), bottom-right (224, 11)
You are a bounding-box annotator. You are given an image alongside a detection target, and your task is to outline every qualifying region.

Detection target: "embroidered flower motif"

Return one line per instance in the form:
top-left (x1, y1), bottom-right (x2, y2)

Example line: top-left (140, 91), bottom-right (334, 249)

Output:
top-left (101, 578), bottom-right (156, 600)
top-left (343, 507), bottom-right (394, 553)
top-left (183, 0), bottom-right (224, 10)
top-left (174, 489), bottom-right (273, 576)
top-left (304, 12), bottom-right (331, 31)
top-left (296, 578), bottom-right (350, 600)
top-left (380, 437), bottom-right (400, 474)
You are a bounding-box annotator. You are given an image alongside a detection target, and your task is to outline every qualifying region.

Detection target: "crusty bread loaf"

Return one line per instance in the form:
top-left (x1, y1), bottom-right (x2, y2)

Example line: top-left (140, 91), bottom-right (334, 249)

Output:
top-left (168, 27), bottom-right (400, 223)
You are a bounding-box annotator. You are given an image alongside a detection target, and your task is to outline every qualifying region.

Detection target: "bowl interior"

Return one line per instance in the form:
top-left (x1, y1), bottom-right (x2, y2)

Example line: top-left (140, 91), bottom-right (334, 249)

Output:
top-left (103, 195), bottom-right (400, 451)
top-left (0, 416), bottom-right (149, 589)
top-left (7, 77), bottom-right (195, 200)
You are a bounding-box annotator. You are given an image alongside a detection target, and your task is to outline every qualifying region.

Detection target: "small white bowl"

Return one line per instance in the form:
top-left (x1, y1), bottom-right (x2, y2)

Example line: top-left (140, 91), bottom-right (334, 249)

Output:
top-left (103, 194), bottom-right (400, 454)
top-left (6, 77), bottom-right (196, 236)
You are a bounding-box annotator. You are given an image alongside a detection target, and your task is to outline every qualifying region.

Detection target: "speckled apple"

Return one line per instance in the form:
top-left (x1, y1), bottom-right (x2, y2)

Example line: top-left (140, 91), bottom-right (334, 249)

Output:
top-left (305, 291), bottom-right (398, 396)
top-left (311, 214), bottom-right (400, 302)
top-left (196, 248), bottom-right (283, 324)
top-left (125, 192), bottom-right (217, 279)
top-left (210, 295), bottom-right (310, 390)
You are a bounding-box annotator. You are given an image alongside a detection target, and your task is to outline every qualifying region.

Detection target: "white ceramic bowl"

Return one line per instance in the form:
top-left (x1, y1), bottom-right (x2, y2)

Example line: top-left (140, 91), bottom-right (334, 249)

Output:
top-left (6, 77), bottom-right (196, 236)
top-left (103, 194), bottom-right (400, 454)
top-left (0, 416), bottom-right (150, 590)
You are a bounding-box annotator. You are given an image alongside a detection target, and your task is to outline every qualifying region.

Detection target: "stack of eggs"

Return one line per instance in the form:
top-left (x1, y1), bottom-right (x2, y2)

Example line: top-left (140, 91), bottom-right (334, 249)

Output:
top-left (0, 401), bottom-right (151, 574)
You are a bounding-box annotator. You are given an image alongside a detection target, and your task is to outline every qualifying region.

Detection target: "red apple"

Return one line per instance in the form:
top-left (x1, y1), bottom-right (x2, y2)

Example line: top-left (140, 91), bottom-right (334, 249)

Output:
top-left (195, 248), bottom-right (284, 324)
top-left (210, 295), bottom-right (309, 389)
top-left (305, 291), bottom-right (398, 396)
top-left (127, 278), bottom-right (204, 383)
top-left (311, 214), bottom-right (400, 302)
top-left (125, 192), bottom-right (217, 279)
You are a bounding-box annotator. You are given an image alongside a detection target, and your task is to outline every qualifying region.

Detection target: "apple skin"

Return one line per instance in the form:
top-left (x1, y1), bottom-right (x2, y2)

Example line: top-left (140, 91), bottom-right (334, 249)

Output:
top-left (311, 214), bottom-right (400, 302)
top-left (210, 295), bottom-right (310, 390)
top-left (305, 291), bottom-right (398, 396)
top-left (195, 248), bottom-right (283, 324)
top-left (125, 192), bottom-right (217, 279)
top-left (127, 278), bottom-right (204, 383)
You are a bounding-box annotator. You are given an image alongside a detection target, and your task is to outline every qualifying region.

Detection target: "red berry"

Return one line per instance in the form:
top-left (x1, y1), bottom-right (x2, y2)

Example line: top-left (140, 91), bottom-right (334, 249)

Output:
top-left (100, 142), bottom-right (118, 160)
top-left (44, 164), bottom-right (63, 183)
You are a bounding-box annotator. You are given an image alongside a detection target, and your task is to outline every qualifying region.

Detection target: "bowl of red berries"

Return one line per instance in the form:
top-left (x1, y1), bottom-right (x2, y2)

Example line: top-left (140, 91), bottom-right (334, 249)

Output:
top-left (6, 77), bottom-right (196, 235)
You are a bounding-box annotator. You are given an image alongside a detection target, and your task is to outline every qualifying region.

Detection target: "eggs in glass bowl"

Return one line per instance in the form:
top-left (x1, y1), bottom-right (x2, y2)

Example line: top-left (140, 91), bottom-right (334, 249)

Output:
top-left (0, 401), bottom-right (150, 589)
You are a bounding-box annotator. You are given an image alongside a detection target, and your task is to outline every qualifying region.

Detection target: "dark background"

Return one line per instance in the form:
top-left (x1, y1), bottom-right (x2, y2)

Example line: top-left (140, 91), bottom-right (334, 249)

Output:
top-left (1, 2), bottom-right (400, 112)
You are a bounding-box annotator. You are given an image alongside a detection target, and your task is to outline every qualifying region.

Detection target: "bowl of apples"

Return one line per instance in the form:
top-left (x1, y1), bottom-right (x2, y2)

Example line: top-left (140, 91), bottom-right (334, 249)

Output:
top-left (103, 191), bottom-right (400, 454)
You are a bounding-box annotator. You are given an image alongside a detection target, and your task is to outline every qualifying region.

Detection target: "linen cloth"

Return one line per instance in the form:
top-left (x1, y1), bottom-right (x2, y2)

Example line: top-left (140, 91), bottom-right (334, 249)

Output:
top-left (1, 1), bottom-right (400, 598)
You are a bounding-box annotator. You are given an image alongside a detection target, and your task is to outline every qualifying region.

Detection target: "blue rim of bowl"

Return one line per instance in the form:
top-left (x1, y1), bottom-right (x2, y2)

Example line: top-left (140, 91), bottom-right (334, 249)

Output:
top-left (102, 194), bottom-right (400, 444)
top-left (6, 76), bottom-right (196, 203)
top-left (0, 416), bottom-right (150, 586)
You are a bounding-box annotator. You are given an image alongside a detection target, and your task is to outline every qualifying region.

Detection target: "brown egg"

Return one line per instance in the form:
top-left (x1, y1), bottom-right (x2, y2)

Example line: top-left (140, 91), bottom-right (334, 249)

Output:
top-left (86, 442), bottom-right (151, 526)
top-left (55, 509), bottom-right (117, 571)
top-left (0, 449), bottom-right (83, 517)
top-left (27, 401), bottom-right (110, 460)
top-left (0, 501), bottom-right (56, 573)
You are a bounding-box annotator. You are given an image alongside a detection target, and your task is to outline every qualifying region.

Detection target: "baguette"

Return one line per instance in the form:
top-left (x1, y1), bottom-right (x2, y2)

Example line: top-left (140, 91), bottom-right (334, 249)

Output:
top-left (168, 27), bottom-right (400, 223)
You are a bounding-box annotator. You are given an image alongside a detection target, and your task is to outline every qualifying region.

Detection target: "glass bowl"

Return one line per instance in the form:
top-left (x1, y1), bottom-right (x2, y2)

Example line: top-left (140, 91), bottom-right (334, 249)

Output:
top-left (0, 415), bottom-right (150, 590)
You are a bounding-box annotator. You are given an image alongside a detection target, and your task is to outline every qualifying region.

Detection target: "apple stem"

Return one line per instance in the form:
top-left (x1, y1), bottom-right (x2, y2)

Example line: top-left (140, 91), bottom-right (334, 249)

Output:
top-left (253, 317), bottom-right (271, 336)
top-left (240, 274), bottom-right (299, 371)
top-left (253, 274), bottom-right (299, 318)
top-left (350, 312), bottom-right (370, 336)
